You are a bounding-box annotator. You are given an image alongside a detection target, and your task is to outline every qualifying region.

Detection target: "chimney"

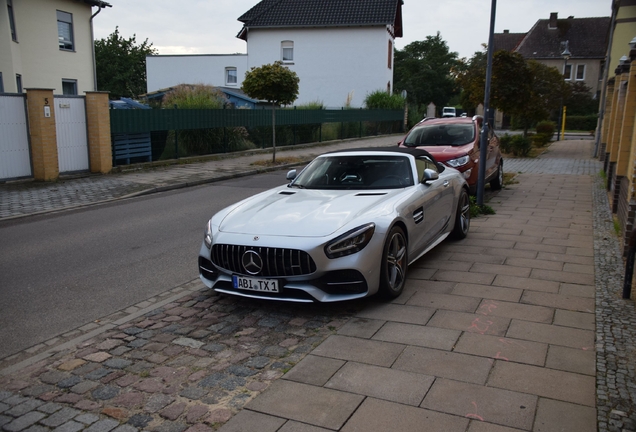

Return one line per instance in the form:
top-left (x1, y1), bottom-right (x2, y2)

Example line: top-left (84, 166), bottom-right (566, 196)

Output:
top-left (549, 12), bottom-right (558, 29)
top-left (503, 29), bottom-right (509, 34)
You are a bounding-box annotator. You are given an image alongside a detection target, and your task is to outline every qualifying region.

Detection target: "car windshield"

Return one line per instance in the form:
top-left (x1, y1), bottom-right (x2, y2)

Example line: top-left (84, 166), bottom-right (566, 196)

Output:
top-left (403, 123), bottom-right (475, 147)
top-left (290, 155), bottom-right (414, 190)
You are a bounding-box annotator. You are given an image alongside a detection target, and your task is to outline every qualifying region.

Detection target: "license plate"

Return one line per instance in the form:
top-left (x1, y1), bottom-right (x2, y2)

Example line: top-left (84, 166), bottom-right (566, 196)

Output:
top-left (232, 275), bottom-right (279, 293)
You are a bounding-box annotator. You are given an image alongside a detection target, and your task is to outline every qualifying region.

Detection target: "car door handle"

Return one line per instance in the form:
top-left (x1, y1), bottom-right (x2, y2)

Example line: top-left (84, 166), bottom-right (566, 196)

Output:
top-left (443, 181), bottom-right (449, 187)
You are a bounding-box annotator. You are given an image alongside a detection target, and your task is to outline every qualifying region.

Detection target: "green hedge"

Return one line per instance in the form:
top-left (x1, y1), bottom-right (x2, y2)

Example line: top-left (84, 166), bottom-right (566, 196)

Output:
top-left (565, 115), bottom-right (597, 131)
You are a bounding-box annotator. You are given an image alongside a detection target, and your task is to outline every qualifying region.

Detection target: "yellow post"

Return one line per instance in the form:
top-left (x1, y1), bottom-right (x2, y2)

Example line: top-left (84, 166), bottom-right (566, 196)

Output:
top-left (560, 106), bottom-right (567, 140)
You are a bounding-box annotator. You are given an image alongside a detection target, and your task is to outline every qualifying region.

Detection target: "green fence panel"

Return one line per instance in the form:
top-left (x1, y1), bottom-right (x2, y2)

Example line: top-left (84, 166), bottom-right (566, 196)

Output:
top-left (110, 108), bottom-right (403, 134)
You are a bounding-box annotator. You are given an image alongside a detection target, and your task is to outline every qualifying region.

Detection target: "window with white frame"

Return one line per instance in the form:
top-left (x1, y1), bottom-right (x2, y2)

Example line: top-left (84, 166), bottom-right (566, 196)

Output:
top-left (57, 10), bottom-right (74, 50)
top-left (7, 0), bottom-right (17, 41)
top-left (388, 40), bottom-right (392, 69)
top-left (225, 67), bottom-right (237, 85)
top-left (0, 72), bottom-right (3, 93)
top-left (563, 64), bottom-right (572, 80)
top-left (281, 41), bottom-right (293, 62)
top-left (576, 64), bottom-right (585, 80)
top-left (15, 74), bottom-right (22, 93)
top-left (62, 79), bottom-right (77, 95)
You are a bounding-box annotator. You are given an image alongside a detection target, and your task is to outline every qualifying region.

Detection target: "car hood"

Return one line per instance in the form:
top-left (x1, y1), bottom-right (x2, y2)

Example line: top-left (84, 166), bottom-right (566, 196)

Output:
top-left (218, 186), bottom-right (402, 237)
top-left (416, 144), bottom-right (474, 161)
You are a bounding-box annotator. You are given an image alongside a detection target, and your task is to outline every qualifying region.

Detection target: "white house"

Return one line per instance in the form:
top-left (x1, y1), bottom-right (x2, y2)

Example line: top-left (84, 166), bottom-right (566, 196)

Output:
top-left (0, 0), bottom-right (111, 94)
top-left (146, 0), bottom-right (404, 108)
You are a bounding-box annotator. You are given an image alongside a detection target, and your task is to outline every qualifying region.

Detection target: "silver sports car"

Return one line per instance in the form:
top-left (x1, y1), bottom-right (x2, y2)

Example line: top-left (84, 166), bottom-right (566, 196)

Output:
top-left (198, 147), bottom-right (470, 303)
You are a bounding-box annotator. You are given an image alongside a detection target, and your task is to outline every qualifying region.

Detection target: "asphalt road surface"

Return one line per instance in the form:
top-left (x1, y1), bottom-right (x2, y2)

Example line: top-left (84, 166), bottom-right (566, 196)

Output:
top-left (0, 171), bottom-right (291, 360)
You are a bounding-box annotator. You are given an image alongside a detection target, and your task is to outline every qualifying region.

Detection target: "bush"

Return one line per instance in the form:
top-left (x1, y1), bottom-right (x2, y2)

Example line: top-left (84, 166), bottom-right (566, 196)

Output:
top-left (499, 133), bottom-right (513, 154)
top-left (510, 134), bottom-right (532, 157)
top-left (364, 90), bottom-right (405, 110)
top-left (566, 115), bottom-right (598, 131)
top-left (536, 120), bottom-right (556, 136)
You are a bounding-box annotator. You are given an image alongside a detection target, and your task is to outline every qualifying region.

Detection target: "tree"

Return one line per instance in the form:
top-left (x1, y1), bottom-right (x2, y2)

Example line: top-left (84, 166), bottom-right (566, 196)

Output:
top-left (393, 33), bottom-right (460, 110)
top-left (95, 27), bottom-right (157, 99)
top-left (517, 60), bottom-right (565, 133)
top-left (241, 61), bottom-right (299, 162)
top-left (563, 81), bottom-right (599, 115)
top-left (459, 50), bottom-right (565, 135)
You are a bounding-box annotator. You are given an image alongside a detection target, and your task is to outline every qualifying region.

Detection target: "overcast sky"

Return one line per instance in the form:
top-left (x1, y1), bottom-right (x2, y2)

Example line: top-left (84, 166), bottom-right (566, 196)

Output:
top-left (93, 0), bottom-right (612, 60)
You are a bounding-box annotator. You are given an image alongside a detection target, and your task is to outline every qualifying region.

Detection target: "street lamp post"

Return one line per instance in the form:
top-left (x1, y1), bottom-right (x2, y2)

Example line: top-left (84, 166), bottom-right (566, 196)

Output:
top-left (557, 41), bottom-right (572, 142)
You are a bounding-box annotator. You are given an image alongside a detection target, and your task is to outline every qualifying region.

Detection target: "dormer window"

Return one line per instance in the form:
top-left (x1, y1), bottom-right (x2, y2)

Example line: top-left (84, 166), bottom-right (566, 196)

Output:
top-left (281, 41), bottom-right (293, 63)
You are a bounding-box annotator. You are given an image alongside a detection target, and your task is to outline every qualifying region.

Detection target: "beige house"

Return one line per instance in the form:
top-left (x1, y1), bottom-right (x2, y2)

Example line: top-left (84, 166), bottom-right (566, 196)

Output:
top-left (0, 0), bottom-right (111, 95)
top-left (598, 0), bottom-right (636, 255)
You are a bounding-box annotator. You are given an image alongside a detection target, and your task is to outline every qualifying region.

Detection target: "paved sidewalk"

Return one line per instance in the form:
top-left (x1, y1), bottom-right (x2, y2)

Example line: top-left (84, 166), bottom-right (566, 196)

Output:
top-left (0, 137), bottom-right (634, 432)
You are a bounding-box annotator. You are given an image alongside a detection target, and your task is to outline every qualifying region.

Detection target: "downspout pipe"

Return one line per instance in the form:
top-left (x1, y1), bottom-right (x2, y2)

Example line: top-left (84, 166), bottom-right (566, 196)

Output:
top-left (594, 0), bottom-right (618, 157)
top-left (90, 3), bottom-right (104, 91)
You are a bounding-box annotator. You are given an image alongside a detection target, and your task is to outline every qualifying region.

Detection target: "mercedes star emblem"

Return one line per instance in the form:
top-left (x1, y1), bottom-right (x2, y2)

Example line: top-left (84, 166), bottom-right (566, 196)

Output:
top-left (242, 250), bottom-right (263, 275)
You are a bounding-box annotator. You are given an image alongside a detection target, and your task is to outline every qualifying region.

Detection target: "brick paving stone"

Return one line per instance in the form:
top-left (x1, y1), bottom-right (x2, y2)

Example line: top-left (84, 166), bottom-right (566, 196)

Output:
top-left (372, 322), bottom-right (460, 351)
top-left (5, 400), bottom-right (44, 417)
top-left (520, 291), bottom-right (595, 313)
top-left (355, 303), bottom-right (435, 325)
top-left (453, 332), bottom-right (548, 366)
top-left (488, 361), bottom-right (595, 406)
top-left (84, 419), bottom-right (120, 432)
top-left (74, 414), bottom-right (99, 425)
top-left (91, 387), bottom-right (119, 401)
top-left (393, 346), bottom-right (493, 385)
top-left (40, 407), bottom-right (81, 427)
top-left (21, 426), bottom-right (48, 432)
top-left (450, 283), bottom-right (522, 303)
top-left (421, 378), bottom-right (537, 430)
top-left (111, 426), bottom-right (136, 432)
top-left (340, 398), bottom-right (468, 432)
top-left (427, 310), bottom-right (510, 336)
top-left (3, 411), bottom-right (47, 432)
top-left (311, 335), bottom-right (404, 367)
top-left (405, 292), bottom-right (480, 313)
top-left (51, 421), bottom-right (84, 432)
top-left (476, 299), bottom-right (554, 323)
top-left (70, 381), bottom-right (99, 395)
top-left (506, 320), bottom-right (594, 349)
top-left (325, 362), bottom-right (433, 406)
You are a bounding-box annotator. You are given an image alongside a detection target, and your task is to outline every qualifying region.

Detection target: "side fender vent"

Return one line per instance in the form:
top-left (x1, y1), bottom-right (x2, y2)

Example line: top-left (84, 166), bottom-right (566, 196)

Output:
top-left (413, 207), bottom-right (424, 224)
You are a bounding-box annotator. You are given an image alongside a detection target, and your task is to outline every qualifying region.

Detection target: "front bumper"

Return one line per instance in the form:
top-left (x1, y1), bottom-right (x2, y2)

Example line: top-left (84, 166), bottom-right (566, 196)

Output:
top-left (197, 231), bottom-right (385, 302)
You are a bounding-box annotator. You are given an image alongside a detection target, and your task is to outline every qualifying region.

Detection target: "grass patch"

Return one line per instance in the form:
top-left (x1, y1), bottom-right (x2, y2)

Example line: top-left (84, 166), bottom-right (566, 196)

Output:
top-left (470, 196), bottom-right (495, 218)
top-left (614, 217), bottom-right (621, 236)
top-left (251, 156), bottom-right (306, 167)
top-left (503, 172), bottom-right (518, 186)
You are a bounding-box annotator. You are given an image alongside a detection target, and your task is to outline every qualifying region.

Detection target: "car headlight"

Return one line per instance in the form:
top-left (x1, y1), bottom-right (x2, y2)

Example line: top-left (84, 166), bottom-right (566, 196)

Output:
top-left (325, 223), bottom-right (375, 259)
top-left (204, 220), bottom-right (213, 249)
top-left (446, 155), bottom-right (470, 168)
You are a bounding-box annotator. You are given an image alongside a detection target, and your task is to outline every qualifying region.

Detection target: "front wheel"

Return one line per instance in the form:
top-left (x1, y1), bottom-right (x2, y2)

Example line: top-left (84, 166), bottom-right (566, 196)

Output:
top-left (450, 189), bottom-right (470, 240)
top-left (490, 161), bottom-right (503, 190)
top-left (379, 226), bottom-right (408, 299)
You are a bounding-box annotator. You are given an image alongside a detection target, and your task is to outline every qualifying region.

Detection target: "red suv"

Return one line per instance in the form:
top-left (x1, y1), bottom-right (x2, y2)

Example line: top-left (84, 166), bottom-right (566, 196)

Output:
top-left (398, 116), bottom-right (503, 194)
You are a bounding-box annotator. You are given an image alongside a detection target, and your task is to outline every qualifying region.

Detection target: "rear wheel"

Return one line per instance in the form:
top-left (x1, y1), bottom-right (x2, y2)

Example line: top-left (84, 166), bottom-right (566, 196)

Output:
top-left (490, 161), bottom-right (503, 190)
top-left (450, 189), bottom-right (470, 240)
top-left (379, 226), bottom-right (408, 299)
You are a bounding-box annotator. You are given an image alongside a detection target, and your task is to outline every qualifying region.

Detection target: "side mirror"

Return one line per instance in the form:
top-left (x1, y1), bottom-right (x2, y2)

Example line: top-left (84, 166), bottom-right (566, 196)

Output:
top-left (422, 169), bottom-right (439, 184)
top-left (286, 169), bottom-right (297, 181)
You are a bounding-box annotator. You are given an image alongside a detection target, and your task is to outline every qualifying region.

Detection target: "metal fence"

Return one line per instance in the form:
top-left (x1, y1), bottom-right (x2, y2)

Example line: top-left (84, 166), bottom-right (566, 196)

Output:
top-left (110, 108), bottom-right (404, 165)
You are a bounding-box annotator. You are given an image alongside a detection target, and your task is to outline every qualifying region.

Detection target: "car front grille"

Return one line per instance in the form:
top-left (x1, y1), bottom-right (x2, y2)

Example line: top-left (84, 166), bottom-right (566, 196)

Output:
top-left (211, 244), bottom-right (317, 277)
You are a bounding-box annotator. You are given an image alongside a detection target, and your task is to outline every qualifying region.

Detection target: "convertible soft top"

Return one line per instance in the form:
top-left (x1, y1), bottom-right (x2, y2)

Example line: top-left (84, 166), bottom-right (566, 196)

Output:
top-left (324, 146), bottom-right (440, 165)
